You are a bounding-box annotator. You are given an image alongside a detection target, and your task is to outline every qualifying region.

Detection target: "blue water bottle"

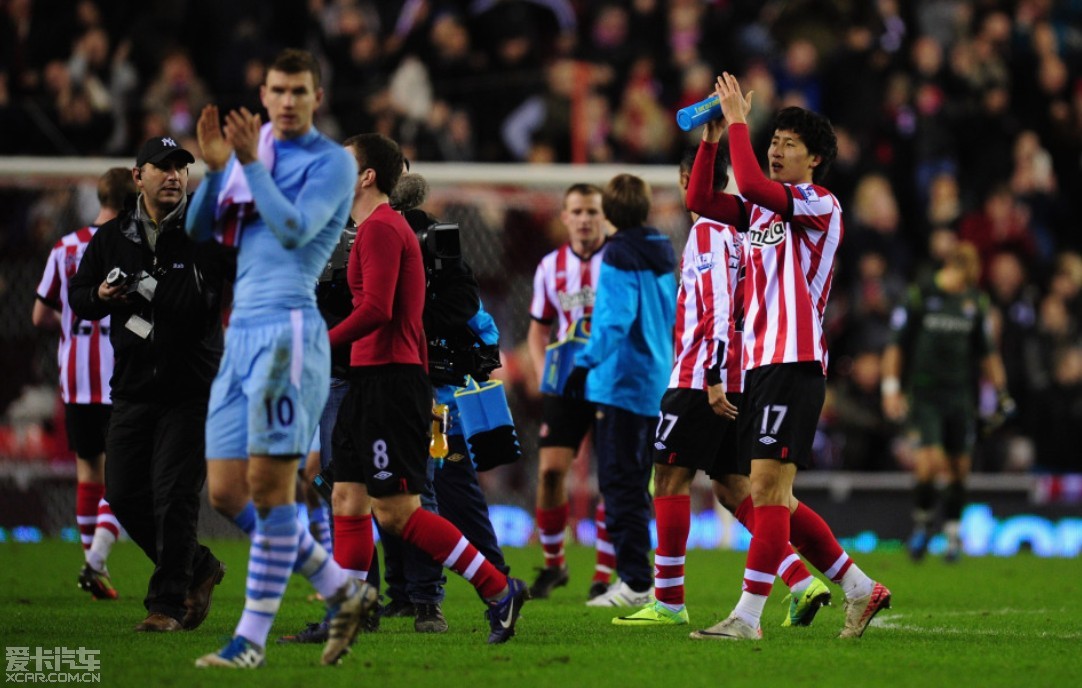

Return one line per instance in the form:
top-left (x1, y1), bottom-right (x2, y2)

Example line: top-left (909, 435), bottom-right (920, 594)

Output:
top-left (676, 95), bottom-right (723, 132)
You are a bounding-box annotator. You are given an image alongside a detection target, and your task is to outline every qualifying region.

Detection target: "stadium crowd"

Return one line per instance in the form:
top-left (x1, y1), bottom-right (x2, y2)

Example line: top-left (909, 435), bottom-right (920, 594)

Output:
top-left (2, 0), bottom-right (1081, 474)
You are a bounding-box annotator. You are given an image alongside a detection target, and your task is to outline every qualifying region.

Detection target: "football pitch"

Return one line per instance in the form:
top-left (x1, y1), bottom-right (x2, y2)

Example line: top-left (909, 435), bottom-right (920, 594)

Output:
top-left (1, 540), bottom-right (1079, 688)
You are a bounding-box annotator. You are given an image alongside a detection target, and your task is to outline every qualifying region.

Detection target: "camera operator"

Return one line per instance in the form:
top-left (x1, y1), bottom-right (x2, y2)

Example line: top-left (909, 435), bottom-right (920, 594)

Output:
top-left (69, 137), bottom-right (236, 633)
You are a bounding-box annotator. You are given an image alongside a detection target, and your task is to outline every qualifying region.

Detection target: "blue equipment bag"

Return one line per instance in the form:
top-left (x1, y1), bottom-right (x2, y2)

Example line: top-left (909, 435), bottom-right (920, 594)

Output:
top-left (540, 317), bottom-right (590, 395)
top-left (454, 377), bottom-right (522, 471)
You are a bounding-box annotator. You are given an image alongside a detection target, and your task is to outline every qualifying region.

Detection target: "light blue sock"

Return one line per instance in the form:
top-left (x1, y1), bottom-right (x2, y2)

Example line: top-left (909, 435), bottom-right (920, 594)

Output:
top-left (308, 504), bottom-right (334, 555)
top-left (234, 504), bottom-right (298, 648)
top-left (233, 501), bottom-right (257, 537)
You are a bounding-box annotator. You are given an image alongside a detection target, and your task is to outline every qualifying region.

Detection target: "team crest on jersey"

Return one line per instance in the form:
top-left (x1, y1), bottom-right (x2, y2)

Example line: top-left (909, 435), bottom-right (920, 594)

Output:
top-left (794, 184), bottom-right (819, 202)
top-left (64, 252), bottom-right (79, 277)
top-left (694, 252), bottom-right (716, 273)
top-left (748, 221), bottom-right (786, 247)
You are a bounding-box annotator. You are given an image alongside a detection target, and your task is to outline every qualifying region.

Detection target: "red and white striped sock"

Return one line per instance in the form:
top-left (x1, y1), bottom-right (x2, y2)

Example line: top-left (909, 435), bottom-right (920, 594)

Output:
top-left (593, 502), bottom-right (615, 584)
top-left (790, 502), bottom-right (872, 599)
top-left (653, 495), bottom-right (690, 607)
top-left (734, 496), bottom-right (811, 593)
top-left (736, 505), bottom-right (790, 627)
top-left (75, 482), bottom-right (104, 553)
top-left (86, 498), bottom-right (119, 572)
top-left (536, 503), bottom-right (569, 570)
top-left (402, 508), bottom-right (508, 601)
top-left (333, 514), bottom-right (374, 581)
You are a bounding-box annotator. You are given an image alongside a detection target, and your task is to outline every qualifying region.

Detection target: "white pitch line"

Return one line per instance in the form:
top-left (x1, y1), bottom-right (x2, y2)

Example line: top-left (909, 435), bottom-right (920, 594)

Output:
top-left (870, 614), bottom-right (1081, 640)
top-left (884, 608), bottom-right (1065, 619)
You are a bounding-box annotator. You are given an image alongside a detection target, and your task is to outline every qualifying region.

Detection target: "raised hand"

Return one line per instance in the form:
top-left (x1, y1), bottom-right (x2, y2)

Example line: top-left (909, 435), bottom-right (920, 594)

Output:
top-left (196, 105), bottom-right (231, 172)
top-left (224, 107), bottom-right (263, 165)
top-left (714, 72), bottom-right (753, 126)
top-left (702, 114), bottom-right (727, 144)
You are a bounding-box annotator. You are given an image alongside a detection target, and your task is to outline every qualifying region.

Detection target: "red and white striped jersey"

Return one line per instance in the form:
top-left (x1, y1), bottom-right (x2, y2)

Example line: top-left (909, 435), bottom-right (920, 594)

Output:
top-left (740, 183), bottom-right (842, 372)
top-left (36, 226), bottom-right (113, 404)
top-left (669, 217), bottom-right (745, 392)
top-left (529, 242), bottom-right (608, 340)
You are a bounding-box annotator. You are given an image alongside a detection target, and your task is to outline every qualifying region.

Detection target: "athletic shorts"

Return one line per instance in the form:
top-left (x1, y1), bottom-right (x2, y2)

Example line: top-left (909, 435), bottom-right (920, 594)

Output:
top-left (909, 389), bottom-right (977, 456)
top-left (205, 309), bottom-right (330, 459)
top-left (538, 394), bottom-right (596, 449)
top-left (65, 403), bottom-right (111, 459)
top-left (652, 388), bottom-right (743, 480)
top-left (739, 362), bottom-right (825, 470)
top-left (331, 364), bottom-right (431, 498)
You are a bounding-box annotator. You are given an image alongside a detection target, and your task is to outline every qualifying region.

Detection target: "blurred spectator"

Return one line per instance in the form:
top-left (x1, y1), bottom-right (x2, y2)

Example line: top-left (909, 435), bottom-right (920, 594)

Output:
top-left (986, 251), bottom-right (1040, 426)
top-left (140, 48), bottom-right (209, 141)
top-left (1030, 344), bottom-right (1082, 473)
top-left (958, 183), bottom-right (1038, 281)
top-left (829, 350), bottom-right (898, 471)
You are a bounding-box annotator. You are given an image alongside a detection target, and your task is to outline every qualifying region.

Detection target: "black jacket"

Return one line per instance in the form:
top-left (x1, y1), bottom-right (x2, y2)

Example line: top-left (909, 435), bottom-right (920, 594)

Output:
top-left (69, 199), bottom-right (236, 402)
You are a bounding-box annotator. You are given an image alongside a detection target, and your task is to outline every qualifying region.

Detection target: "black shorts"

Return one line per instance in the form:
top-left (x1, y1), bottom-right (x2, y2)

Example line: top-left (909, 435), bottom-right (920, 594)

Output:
top-left (65, 403), bottom-right (111, 459)
top-left (739, 362), bottom-right (825, 470)
top-left (652, 388), bottom-right (743, 480)
top-left (910, 389), bottom-right (977, 456)
top-left (538, 394), bottom-right (596, 449)
top-left (331, 365), bottom-right (432, 498)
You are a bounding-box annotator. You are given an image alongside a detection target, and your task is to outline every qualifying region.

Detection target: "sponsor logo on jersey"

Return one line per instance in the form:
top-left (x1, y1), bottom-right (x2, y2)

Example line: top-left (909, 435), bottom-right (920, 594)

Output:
top-left (748, 221), bottom-right (786, 247)
top-left (557, 285), bottom-right (596, 311)
top-left (374, 470), bottom-right (392, 480)
top-left (758, 436), bottom-right (777, 445)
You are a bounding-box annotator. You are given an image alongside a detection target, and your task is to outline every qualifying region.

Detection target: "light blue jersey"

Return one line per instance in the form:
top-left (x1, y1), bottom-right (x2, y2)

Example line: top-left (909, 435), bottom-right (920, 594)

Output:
top-left (186, 128), bottom-right (356, 318)
top-left (186, 127), bottom-right (357, 458)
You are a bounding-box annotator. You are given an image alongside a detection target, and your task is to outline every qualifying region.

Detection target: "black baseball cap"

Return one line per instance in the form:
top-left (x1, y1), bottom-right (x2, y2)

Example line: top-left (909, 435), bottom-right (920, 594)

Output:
top-left (136, 136), bottom-right (196, 167)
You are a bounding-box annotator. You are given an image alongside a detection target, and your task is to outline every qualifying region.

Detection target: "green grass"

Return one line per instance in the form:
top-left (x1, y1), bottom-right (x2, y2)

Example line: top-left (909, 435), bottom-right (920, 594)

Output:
top-left (1, 540), bottom-right (1079, 687)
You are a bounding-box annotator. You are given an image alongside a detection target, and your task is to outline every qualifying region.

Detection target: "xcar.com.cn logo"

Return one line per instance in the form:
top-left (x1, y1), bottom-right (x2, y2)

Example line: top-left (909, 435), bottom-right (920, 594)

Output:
top-left (5, 647), bottom-right (100, 683)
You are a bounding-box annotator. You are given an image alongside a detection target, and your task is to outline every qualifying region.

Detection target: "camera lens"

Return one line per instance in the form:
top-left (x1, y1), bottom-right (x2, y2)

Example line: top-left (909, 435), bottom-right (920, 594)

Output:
top-left (106, 267), bottom-right (127, 288)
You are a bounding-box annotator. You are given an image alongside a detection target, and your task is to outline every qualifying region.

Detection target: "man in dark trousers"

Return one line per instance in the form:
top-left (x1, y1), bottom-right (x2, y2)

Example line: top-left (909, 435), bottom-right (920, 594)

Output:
top-left (69, 137), bottom-right (234, 633)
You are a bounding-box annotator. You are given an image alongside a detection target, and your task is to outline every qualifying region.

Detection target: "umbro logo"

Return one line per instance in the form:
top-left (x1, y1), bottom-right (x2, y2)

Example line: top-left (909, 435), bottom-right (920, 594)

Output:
top-left (374, 471), bottom-right (392, 480)
top-left (654, 441), bottom-right (666, 450)
top-left (758, 436), bottom-right (777, 445)
top-left (161, 137), bottom-right (177, 147)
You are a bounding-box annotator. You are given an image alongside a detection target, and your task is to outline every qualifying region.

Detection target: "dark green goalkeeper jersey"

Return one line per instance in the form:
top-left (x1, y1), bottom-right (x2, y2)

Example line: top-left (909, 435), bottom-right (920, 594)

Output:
top-left (888, 279), bottom-right (994, 393)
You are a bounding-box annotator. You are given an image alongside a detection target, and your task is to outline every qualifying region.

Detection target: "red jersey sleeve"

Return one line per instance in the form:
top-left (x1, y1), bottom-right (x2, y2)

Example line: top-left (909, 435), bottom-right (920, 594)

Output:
top-left (328, 218), bottom-right (402, 348)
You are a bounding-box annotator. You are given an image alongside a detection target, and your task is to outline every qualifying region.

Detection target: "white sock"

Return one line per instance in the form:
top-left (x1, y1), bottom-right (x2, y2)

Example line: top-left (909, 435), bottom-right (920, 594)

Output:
top-left (841, 563), bottom-right (875, 601)
top-left (733, 591), bottom-right (767, 628)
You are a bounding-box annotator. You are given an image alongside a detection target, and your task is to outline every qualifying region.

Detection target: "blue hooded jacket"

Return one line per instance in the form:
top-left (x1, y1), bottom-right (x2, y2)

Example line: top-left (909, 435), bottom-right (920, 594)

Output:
top-left (576, 226), bottom-right (676, 417)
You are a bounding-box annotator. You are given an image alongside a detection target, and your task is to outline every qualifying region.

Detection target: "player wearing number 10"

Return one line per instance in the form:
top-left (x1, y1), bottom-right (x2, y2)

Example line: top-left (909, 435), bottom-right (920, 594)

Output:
top-left (186, 49), bottom-right (374, 668)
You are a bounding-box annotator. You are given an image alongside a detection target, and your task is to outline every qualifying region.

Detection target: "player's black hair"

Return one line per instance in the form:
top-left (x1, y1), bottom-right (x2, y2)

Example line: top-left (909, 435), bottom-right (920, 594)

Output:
top-left (680, 144), bottom-right (729, 192)
top-left (344, 133), bottom-right (404, 196)
top-left (773, 106), bottom-right (838, 184)
top-left (267, 48), bottom-right (322, 89)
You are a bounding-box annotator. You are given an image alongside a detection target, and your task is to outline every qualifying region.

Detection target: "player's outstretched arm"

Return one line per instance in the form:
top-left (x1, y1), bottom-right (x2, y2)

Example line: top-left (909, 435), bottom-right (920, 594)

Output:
top-left (243, 152), bottom-right (356, 250)
top-left (715, 72), bottom-right (790, 214)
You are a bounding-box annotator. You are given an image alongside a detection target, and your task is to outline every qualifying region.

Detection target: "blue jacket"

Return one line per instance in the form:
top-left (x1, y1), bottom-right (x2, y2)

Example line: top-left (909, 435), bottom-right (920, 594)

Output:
top-left (576, 226), bottom-right (676, 417)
